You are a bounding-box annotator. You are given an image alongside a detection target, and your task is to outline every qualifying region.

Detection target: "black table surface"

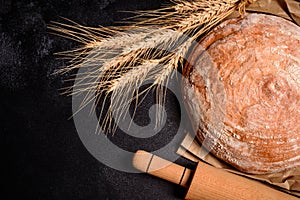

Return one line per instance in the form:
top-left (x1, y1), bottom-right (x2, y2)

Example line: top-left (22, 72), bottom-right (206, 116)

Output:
top-left (1, 1), bottom-right (196, 199)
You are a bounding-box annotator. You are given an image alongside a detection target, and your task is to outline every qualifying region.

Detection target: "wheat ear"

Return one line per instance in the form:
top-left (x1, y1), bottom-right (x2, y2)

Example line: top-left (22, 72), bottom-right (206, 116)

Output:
top-left (49, 0), bottom-right (257, 133)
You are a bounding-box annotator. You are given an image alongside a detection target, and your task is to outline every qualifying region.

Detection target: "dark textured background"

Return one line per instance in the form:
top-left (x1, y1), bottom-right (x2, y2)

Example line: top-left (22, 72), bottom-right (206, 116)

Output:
top-left (1, 0), bottom-right (195, 199)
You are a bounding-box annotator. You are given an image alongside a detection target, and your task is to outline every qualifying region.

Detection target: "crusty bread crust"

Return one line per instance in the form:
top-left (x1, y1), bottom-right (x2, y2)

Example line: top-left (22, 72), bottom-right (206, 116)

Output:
top-left (182, 13), bottom-right (300, 174)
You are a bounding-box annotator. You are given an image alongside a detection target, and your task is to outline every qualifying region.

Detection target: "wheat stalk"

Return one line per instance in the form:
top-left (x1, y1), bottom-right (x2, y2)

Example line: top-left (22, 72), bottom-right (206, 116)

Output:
top-left (49, 0), bottom-right (257, 133)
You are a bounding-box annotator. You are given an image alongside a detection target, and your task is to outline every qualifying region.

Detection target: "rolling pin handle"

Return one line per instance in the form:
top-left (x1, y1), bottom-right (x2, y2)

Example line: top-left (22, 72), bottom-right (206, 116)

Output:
top-left (132, 150), bottom-right (192, 187)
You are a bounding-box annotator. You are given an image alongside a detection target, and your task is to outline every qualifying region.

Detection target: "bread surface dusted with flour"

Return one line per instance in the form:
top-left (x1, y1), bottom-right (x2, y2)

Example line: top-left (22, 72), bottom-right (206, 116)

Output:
top-left (182, 13), bottom-right (300, 174)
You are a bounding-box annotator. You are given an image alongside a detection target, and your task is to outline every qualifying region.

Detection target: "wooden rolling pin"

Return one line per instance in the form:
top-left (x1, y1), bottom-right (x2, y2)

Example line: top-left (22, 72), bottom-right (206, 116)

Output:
top-left (133, 150), bottom-right (297, 200)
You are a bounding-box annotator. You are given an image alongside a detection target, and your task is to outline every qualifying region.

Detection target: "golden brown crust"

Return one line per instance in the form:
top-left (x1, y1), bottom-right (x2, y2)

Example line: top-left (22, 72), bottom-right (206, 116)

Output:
top-left (182, 13), bottom-right (300, 174)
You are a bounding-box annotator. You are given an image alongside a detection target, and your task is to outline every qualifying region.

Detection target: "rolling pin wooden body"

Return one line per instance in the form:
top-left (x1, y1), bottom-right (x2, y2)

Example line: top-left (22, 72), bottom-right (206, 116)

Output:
top-left (133, 150), bottom-right (297, 200)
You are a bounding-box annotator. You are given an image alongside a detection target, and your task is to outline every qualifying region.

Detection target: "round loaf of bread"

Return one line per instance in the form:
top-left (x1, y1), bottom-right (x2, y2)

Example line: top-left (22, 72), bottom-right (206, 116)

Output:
top-left (182, 13), bottom-right (300, 174)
